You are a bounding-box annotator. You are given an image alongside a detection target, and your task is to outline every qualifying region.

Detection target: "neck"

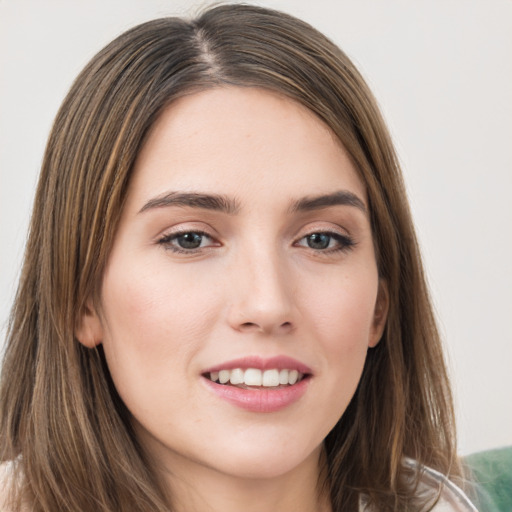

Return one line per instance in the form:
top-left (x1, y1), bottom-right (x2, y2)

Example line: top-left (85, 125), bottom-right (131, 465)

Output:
top-left (159, 447), bottom-right (331, 512)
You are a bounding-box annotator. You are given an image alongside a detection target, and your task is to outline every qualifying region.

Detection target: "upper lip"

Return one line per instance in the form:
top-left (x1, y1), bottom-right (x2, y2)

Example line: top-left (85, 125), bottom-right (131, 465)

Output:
top-left (202, 355), bottom-right (313, 375)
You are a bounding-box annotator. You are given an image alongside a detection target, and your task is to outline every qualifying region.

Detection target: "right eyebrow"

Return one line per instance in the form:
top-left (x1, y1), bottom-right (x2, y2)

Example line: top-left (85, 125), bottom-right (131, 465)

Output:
top-left (289, 190), bottom-right (367, 215)
top-left (138, 191), bottom-right (241, 215)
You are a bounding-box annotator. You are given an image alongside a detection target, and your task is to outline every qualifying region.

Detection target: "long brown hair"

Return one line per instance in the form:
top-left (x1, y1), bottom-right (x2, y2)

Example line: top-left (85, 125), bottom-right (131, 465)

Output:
top-left (0, 4), bottom-right (460, 511)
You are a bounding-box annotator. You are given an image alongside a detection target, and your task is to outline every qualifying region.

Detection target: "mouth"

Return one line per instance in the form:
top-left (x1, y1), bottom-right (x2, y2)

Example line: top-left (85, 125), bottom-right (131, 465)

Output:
top-left (204, 368), bottom-right (307, 389)
top-left (201, 356), bottom-right (312, 411)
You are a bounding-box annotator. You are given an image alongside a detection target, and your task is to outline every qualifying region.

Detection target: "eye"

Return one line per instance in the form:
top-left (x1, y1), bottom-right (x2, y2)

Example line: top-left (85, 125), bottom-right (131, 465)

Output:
top-left (295, 232), bottom-right (355, 252)
top-left (158, 230), bottom-right (217, 253)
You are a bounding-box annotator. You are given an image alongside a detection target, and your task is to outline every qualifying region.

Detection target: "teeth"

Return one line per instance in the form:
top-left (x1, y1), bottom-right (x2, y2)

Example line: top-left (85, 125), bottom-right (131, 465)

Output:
top-left (289, 369), bottom-right (299, 385)
top-left (262, 369), bottom-right (279, 387)
top-left (244, 368), bottom-right (262, 386)
top-left (219, 370), bottom-right (230, 384)
top-left (229, 368), bottom-right (244, 385)
top-left (208, 368), bottom-right (304, 387)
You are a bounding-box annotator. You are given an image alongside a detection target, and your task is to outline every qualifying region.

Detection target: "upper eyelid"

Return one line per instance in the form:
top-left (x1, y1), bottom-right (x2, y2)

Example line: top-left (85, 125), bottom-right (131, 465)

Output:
top-left (154, 219), bottom-right (353, 241)
top-left (158, 229), bottom-right (217, 245)
top-left (155, 223), bottom-right (219, 241)
top-left (157, 230), bottom-right (219, 255)
top-left (292, 223), bottom-right (351, 240)
top-left (158, 226), bottom-right (347, 239)
top-left (157, 231), bottom-right (353, 255)
top-left (159, 229), bottom-right (211, 240)
top-left (294, 231), bottom-right (354, 244)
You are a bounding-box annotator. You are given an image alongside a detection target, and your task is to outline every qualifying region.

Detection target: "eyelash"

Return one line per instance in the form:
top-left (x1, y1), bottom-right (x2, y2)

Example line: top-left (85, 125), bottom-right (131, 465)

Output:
top-left (157, 229), bottom-right (356, 255)
top-left (157, 230), bottom-right (216, 254)
top-left (294, 231), bottom-right (356, 254)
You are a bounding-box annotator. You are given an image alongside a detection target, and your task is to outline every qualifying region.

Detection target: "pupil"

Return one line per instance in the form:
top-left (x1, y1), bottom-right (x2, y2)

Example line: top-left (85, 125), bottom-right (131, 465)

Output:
top-left (178, 233), bottom-right (202, 249)
top-left (307, 233), bottom-right (330, 249)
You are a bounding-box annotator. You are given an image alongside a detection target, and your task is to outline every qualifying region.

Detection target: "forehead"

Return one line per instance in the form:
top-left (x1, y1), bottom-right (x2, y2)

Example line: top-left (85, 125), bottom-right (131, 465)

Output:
top-left (127, 86), bottom-right (367, 211)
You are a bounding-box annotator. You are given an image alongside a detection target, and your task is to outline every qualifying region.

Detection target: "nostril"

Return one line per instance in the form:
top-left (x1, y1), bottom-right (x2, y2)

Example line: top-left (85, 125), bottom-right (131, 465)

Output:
top-left (238, 321), bottom-right (294, 333)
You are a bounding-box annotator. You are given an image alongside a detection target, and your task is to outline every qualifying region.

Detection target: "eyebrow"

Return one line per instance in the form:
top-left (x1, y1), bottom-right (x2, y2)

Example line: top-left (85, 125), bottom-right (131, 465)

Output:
top-left (139, 191), bottom-right (240, 215)
top-left (139, 189), bottom-right (366, 216)
top-left (289, 190), bottom-right (367, 214)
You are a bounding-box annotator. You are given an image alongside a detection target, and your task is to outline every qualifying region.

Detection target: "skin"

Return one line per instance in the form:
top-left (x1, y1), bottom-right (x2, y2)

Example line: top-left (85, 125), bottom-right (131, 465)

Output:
top-left (77, 87), bottom-right (388, 512)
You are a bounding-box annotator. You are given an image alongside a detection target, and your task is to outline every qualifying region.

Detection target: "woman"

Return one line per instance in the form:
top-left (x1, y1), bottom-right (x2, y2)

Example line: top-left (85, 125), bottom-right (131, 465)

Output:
top-left (0, 4), bottom-right (476, 511)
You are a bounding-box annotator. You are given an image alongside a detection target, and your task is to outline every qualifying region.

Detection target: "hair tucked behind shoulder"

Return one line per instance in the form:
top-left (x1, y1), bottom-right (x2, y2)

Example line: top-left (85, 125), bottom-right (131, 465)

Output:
top-left (0, 4), bottom-right (461, 511)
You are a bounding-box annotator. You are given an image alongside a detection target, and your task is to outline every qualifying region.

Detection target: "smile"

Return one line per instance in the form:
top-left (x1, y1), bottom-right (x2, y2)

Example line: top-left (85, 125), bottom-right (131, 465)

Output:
top-left (207, 368), bottom-right (304, 388)
top-left (202, 356), bottom-right (312, 412)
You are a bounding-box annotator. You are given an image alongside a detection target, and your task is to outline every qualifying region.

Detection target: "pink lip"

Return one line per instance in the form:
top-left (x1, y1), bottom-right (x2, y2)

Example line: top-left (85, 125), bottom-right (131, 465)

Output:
top-left (201, 355), bottom-right (312, 413)
top-left (202, 355), bottom-right (313, 374)
top-left (203, 376), bottom-right (310, 413)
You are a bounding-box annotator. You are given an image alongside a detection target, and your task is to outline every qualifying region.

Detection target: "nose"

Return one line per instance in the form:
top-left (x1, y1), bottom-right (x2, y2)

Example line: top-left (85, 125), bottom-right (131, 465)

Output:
top-left (227, 247), bottom-right (296, 336)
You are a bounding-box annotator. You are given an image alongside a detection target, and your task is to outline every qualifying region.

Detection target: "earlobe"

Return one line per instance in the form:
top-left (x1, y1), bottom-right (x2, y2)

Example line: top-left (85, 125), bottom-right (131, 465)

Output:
top-left (75, 301), bottom-right (104, 348)
top-left (369, 280), bottom-right (389, 348)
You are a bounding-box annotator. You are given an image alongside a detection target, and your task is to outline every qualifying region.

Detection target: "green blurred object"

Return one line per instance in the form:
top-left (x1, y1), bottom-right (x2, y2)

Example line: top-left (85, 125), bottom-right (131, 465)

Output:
top-left (464, 447), bottom-right (512, 512)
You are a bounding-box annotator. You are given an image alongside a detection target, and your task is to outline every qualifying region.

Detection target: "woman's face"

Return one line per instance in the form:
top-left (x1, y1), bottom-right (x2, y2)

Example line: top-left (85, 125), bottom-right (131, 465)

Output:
top-left (78, 87), bottom-right (388, 484)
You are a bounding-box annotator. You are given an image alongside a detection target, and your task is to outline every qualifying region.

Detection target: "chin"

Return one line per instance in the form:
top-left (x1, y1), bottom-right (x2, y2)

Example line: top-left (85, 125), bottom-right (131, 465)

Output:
top-left (207, 441), bottom-right (323, 481)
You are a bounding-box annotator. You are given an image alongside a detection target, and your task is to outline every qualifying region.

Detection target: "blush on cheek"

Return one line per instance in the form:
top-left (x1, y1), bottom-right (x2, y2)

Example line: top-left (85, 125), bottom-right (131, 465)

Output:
top-left (313, 293), bottom-right (377, 347)
top-left (102, 269), bottom-right (219, 372)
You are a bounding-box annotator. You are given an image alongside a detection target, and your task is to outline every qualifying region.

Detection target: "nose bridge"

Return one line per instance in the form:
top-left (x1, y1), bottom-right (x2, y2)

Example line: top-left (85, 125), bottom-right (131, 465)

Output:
top-left (228, 239), bottom-right (295, 334)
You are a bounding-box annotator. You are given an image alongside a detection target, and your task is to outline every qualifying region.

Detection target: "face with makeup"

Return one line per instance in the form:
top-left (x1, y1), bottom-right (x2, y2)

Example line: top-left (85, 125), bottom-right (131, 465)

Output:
top-left (77, 87), bottom-right (388, 490)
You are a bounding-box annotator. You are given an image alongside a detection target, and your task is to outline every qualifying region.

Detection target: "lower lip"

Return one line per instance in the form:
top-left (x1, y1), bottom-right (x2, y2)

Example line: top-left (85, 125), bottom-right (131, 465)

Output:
top-left (203, 377), bottom-right (310, 413)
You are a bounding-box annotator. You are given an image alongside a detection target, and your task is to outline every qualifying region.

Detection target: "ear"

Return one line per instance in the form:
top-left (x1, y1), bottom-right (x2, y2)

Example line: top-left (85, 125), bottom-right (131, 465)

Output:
top-left (368, 279), bottom-right (389, 348)
top-left (75, 300), bottom-right (104, 348)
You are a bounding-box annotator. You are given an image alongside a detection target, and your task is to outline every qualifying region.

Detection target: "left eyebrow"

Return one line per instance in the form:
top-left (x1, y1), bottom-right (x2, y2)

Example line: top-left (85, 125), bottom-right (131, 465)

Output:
top-left (289, 190), bottom-right (367, 214)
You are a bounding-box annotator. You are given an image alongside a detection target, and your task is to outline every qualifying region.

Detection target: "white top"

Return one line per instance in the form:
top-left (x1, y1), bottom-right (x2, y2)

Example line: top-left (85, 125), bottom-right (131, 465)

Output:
top-left (1, 459), bottom-right (477, 511)
top-left (361, 460), bottom-right (478, 511)
top-left (415, 466), bottom-right (477, 511)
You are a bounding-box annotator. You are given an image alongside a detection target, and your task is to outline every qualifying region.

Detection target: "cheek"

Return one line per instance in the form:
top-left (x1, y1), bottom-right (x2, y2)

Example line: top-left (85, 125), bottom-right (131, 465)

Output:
top-left (102, 259), bottom-right (217, 339)
top-left (98, 260), bottom-right (220, 391)
top-left (305, 270), bottom-right (378, 350)
top-left (300, 267), bottom-right (378, 413)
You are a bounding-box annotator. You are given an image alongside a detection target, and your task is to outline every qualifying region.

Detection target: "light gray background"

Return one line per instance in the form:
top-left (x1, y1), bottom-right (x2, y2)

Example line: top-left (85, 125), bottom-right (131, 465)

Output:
top-left (1, 0), bottom-right (511, 455)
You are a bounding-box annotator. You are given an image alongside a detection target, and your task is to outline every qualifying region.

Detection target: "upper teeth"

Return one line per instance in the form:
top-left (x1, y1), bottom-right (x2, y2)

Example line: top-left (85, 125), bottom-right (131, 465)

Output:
top-left (209, 368), bottom-right (302, 387)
